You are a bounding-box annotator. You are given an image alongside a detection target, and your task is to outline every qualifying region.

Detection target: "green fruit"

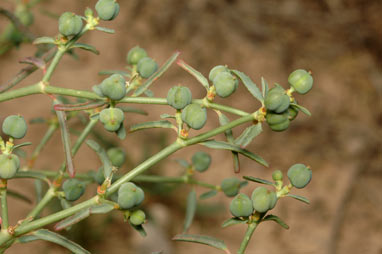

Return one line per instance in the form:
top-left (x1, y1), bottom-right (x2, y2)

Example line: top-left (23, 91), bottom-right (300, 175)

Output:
top-left (58, 12), bottom-right (83, 37)
top-left (0, 154), bottom-right (20, 179)
top-left (137, 57), bottom-right (158, 78)
top-left (63, 179), bottom-right (85, 201)
top-left (229, 193), bottom-right (253, 217)
top-left (288, 106), bottom-right (299, 121)
top-left (129, 209), bottom-right (146, 226)
top-left (191, 151), bottom-right (211, 172)
top-left (288, 69), bottom-right (313, 95)
top-left (15, 6), bottom-right (34, 26)
top-left (208, 65), bottom-right (229, 82)
top-left (118, 182), bottom-right (145, 209)
top-left (213, 72), bottom-right (238, 98)
top-left (100, 74), bottom-right (126, 101)
top-left (2, 115), bottom-right (27, 139)
top-left (107, 147), bottom-right (126, 167)
top-left (287, 163), bottom-right (312, 189)
top-left (95, 0), bottom-right (120, 21)
top-left (99, 108), bottom-right (125, 132)
top-left (127, 46), bottom-right (147, 65)
top-left (181, 104), bottom-right (207, 130)
top-left (166, 86), bottom-right (192, 110)
top-left (221, 178), bottom-right (241, 197)
top-left (266, 111), bottom-right (290, 132)
top-left (269, 119), bottom-right (290, 132)
top-left (268, 191), bottom-right (277, 209)
top-left (118, 191), bottom-right (136, 209)
top-left (264, 87), bottom-right (290, 113)
top-left (251, 187), bottom-right (275, 213)
top-left (272, 170), bottom-right (283, 181)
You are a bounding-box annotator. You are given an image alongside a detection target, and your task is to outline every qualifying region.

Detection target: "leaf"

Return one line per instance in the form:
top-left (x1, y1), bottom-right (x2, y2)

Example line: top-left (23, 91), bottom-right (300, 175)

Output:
top-left (12, 142), bottom-right (32, 150)
top-left (53, 101), bottom-right (105, 112)
top-left (232, 70), bottom-right (263, 103)
top-left (173, 234), bottom-right (230, 254)
top-left (133, 51), bottom-right (180, 96)
top-left (200, 140), bottom-right (268, 167)
top-left (234, 123), bottom-right (262, 148)
top-left (90, 203), bottom-right (115, 214)
top-left (199, 190), bottom-right (217, 200)
top-left (261, 77), bottom-right (269, 98)
top-left (7, 189), bottom-right (32, 204)
top-left (29, 117), bottom-right (46, 124)
top-left (34, 180), bottom-right (43, 203)
top-left (117, 106), bottom-right (148, 115)
top-left (116, 121), bottom-right (126, 140)
top-left (175, 159), bottom-right (190, 168)
top-left (177, 60), bottom-right (209, 91)
top-left (160, 114), bottom-right (175, 119)
top-left (286, 194), bottom-right (310, 204)
top-left (54, 208), bottom-right (91, 231)
top-left (71, 43), bottom-right (99, 55)
top-left (129, 222), bottom-right (147, 237)
top-left (290, 103), bottom-right (311, 116)
top-left (20, 229), bottom-right (90, 254)
top-left (33, 36), bottom-right (55, 45)
top-left (221, 217), bottom-right (247, 228)
top-left (85, 140), bottom-right (112, 178)
top-left (55, 102), bottom-right (75, 178)
top-left (95, 26), bottom-right (115, 34)
top-left (19, 57), bottom-right (46, 70)
top-left (243, 176), bottom-right (274, 186)
top-left (130, 120), bottom-right (175, 133)
top-left (183, 189), bottom-right (197, 233)
top-left (262, 214), bottom-right (289, 229)
top-left (98, 70), bottom-right (130, 77)
top-left (144, 89), bottom-right (154, 97)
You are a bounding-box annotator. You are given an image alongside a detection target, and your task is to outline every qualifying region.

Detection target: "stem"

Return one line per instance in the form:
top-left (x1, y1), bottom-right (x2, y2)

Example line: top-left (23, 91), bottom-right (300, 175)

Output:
top-left (237, 223), bottom-right (258, 254)
top-left (0, 180), bottom-right (9, 230)
top-left (188, 179), bottom-right (218, 190)
top-left (24, 188), bottom-right (55, 220)
top-left (42, 49), bottom-right (65, 82)
top-left (71, 117), bottom-right (98, 156)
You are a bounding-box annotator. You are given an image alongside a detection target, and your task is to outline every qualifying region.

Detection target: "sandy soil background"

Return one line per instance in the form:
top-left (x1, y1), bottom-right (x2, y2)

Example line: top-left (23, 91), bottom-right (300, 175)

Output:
top-left (0, 0), bottom-right (381, 253)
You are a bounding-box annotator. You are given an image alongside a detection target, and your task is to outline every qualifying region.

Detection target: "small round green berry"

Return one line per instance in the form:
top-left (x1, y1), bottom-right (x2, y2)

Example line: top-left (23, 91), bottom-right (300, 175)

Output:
top-left (137, 57), bottom-right (158, 78)
top-left (288, 106), bottom-right (299, 121)
top-left (118, 191), bottom-right (136, 209)
top-left (229, 193), bottom-right (253, 217)
top-left (0, 154), bottom-right (20, 179)
top-left (264, 87), bottom-right (290, 113)
top-left (129, 209), bottom-right (146, 226)
top-left (287, 163), bottom-right (312, 189)
top-left (208, 65), bottom-right (229, 82)
top-left (212, 72), bottom-right (238, 98)
top-left (107, 147), bottom-right (126, 167)
top-left (100, 74), bottom-right (126, 101)
top-left (15, 6), bottom-right (34, 26)
top-left (181, 104), bottom-right (207, 130)
top-left (58, 12), bottom-right (83, 37)
top-left (268, 191), bottom-right (277, 210)
top-left (251, 187), bottom-right (271, 213)
top-left (2, 115), bottom-right (27, 139)
top-left (265, 111), bottom-right (289, 125)
top-left (288, 69), bottom-right (313, 95)
top-left (63, 179), bottom-right (85, 202)
top-left (95, 0), bottom-right (120, 21)
top-left (127, 46), bottom-right (147, 65)
top-left (272, 170), bottom-right (283, 182)
top-left (191, 151), bottom-right (211, 172)
top-left (99, 108), bottom-right (125, 132)
top-left (166, 86), bottom-right (192, 110)
top-left (221, 178), bottom-right (241, 197)
top-left (269, 119), bottom-right (290, 132)
top-left (134, 187), bottom-right (145, 206)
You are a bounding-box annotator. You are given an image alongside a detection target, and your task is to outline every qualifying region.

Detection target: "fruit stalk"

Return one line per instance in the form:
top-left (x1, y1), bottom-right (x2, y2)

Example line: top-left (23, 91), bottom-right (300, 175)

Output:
top-left (237, 222), bottom-right (258, 254)
top-left (0, 180), bottom-right (9, 230)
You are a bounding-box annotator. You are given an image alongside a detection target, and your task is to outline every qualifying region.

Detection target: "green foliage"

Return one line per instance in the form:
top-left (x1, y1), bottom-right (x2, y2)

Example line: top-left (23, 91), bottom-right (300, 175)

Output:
top-left (129, 209), bottom-right (146, 226)
top-left (2, 115), bottom-right (28, 139)
top-left (272, 170), bottom-right (283, 181)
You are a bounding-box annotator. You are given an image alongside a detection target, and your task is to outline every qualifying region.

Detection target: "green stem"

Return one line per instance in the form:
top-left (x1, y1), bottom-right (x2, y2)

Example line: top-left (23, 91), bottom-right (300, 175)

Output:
top-left (237, 223), bottom-right (258, 254)
top-left (24, 188), bottom-right (55, 220)
top-left (0, 181), bottom-right (9, 230)
top-left (42, 49), bottom-right (65, 82)
top-left (70, 117), bottom-right (99, 157)
top-left (188, 179), bottom-right (218, 190)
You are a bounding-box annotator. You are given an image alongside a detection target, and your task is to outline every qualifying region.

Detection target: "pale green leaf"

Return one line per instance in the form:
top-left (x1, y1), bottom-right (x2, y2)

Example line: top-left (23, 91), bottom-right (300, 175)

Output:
top-left (232, 70), bottom-right (263, 103)
top-left (183, 189), bottom-right (197, 233)
top-left (290, 103), bottom-right (311, 116)
top-left (221, 217), bottom-right (247, 228)
top-left (243, 176), bottom-right (273, 186)
top-left (71, 43), bottom-right (99, 55)
top-left (177, 60), bottom-right (209, 91)
top-left (262, 214), bottom-right (289, 229)
top-left (286, 194), bottom-right (310, 204)
top-left (173, 234), bottom-right (230, 254)
top-left (234, 123), bottom-right (262, 148)
top-left (130, 120), bottom-right (175, 133)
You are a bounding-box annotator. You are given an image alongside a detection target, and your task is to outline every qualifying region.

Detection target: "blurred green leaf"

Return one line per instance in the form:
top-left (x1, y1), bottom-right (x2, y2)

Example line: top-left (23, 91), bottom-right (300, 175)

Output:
top-left (183, 189), bottom-right (197, 233)
top-left (177, 59), bottom-right (209, 91)
top-left (287, 194), bottom-right (310, 204)
top-left (98, 70), bottom-right (130, 77)
top-left (86, 140), bottom-right (112, 178)
top-left (261, 77), bottom-right (269, 98)
top-left (54, 208), bottom-right (90, 231)
top-left (221, 217), bottom-right (247, 228)
top-left (243, 176), bottom-right (273, 186)
top-left (199, 190), bottom-right (217, 200)
top-left (130, 120), bottom-right (175, 133)
top-left (129, 222), bottom-right (147, 237)
top-left (173, 234), bottom-right (230, 254)
top-left (33, 36), bottom-right (55, 45)
top-left (71, 43), bottom-right (99, 55)
top-left (95, 27), bottom-right (115, 34)
top-left (290, 103), bottom-right (311, 116)
top-left (7, 189), bottom-right (32, 204)
top-left (232, 70), bottom-right (263, 103)
top-left (262, 214), bottom-right (289, 229)
top-left (234, 123), bottom-right (262, 148)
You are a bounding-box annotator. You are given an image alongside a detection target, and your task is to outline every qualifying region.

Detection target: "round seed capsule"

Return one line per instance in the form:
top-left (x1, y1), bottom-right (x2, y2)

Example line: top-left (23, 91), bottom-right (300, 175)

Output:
top-left (208, 65), bottom-right (229, 82)
top-left (118, 191), bottom-right (137, 209)
top-left (288, 69), bottom-right (313, 95)
top-left (0, 154), bottom-right (20, 179)
top-left (166, 86), bottom-right (192, 110)
top-left (100, 74), bottom-right (126, 101)
top-left (129, 209), bottom-right (146, 226)
top-left (268, 119), bottom-right (290, 132)
top-left (191, 151), bottom-right (211, 172)
top-left (229, 193), bottom-right (254, 217)
top-left (287, 163), bottom-right (312, 189)
top-left (137, 57), bottom-right (158, 78)
top-left (63, 179), bottom-right (85, 201)
top-left (2, 115), bottom-right (27, 139)
top-left (127, 46), bottom-right (147, 65)
top-left (264, 87), bottom-right (290, 113)
top-left (212, 72), bottom-right (238, 98)
top-left (99, 108), bottom-right (125, 132)
top-left (251, 187), bottom-right (271, 213)
top-left (181, 104), bottom-right (207, 130)
top-left (107, 147), bottom-right (126, 167)
top-left (58, 12), bottom-right (83, 37)
top-left (272, 170), bottom-right (283, 181)
top-left (95, 0), bottom-right (120, 21)
top-left (221, 178), bottom-right (241, 197)
top-left (15, 6), bottom-right (34, 26)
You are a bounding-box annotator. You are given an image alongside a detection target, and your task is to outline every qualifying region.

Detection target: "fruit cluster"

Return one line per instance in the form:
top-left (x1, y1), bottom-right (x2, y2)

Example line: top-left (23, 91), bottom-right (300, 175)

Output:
top-left (127, 47), bottom-right (158, 79)
top-left (209, 65), bottom-right (238, 98)
top-left (117, 182), bottom-right (146, 225)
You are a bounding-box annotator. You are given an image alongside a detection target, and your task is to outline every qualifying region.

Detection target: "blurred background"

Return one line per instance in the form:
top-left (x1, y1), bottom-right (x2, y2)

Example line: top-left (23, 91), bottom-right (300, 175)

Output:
top-left (0, 0), bottom-right (381, 253)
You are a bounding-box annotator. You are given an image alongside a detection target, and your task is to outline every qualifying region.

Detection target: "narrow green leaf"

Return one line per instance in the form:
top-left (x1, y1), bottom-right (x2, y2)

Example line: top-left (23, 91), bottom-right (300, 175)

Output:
top-left (7, 189), bottom-right (32, 204)
top-left (90, 203), bottom-right (115, 214)
top-left (60, 199), bottom-right (72, 210)
top-left (200, 140), bottom-right (268, 167)
top-left (261, 77), bottom-right (269, 98)
top-left (118, 106), bottom-right (148, 115)
top-left (95, 26), bottom-right (115, 34)
top-left (290, 103), bottom-right (311, 116)
top-left (177, 59), bottom-right (209, 91)
top-left (85, 140), bottom-right (112, 178)
top-left (33, 36), bottom-right (55, 45)
top-left (175, 159), bottom-right (190, 168)
top-left (133, 51), bottom-right (180, 96)
top-left (129, 222), bottom-right (147, 237)
top-left (54, 208), bottom-right (91, 231)
top-left (71, 43), bottom-right (99, 55)
top-left (234, 123), bottom-right (262, 148)
top-left (262, 214), bottom-right (289, 229)
top-left (34, 180), bottom-right (43, 203)
top-left (12, 142), bottom-right (32, 150)
top-left (144, 89), bottom-right (154, 97)
top-left (239, 181), bottom-right (248, 188)
top-left (232, 70), bottom-right (263, 103)
top-left (183, 189), bottom-right (197, 233)
top-left (160, 114), bottom-right (175, 119)
top-left (221, 217), bottom-right (247, 228)
top-left (243, 176), bottom-right (273, 186)
top-left (130, 120), bottom-right (175, 133)
top-left (199, 190), bottom-right (217, 200)
top-left (98, 70), bottom-right (131, 78)
top-left (22, 229), bottom-right (90, 254)
top-left (286, 194), bottom-right (310, 204)
top-left (116, 122), bottom-right (126, 140)
top-left (29, 117), bottom-right (46, 124)
top-left (173, 234), bottom-right (230, 254)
